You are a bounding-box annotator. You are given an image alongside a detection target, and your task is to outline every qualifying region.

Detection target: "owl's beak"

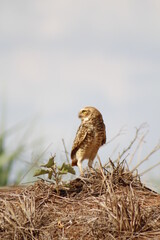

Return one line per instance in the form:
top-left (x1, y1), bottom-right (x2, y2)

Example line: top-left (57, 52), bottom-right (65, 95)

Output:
top-left (78, 112), bottom-right (82, 118)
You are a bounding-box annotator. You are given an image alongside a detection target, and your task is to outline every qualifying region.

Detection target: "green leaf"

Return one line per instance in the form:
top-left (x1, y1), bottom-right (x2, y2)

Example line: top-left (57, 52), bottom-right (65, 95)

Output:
top-left (59, 168), bottom-right (68, 175)
top-left (59, 163), bottom-right (75, 175)
top-left (33, 168), bottom-right (52, 177)
top-left (40, 155), bottom-right (56, 168)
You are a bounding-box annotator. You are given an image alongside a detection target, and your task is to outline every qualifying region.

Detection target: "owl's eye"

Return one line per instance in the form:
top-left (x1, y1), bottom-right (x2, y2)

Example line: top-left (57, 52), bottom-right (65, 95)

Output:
top-left (81, 110), bottom-right (86, 113)
top-left (82, 110), bottom-right (89, 116)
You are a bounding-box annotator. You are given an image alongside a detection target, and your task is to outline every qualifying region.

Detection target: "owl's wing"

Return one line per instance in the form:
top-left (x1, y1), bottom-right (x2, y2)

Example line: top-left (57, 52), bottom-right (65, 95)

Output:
top-left (102, 125), bottom-right (106, 145)
top-left (71, 125), bottom-right (88, 159)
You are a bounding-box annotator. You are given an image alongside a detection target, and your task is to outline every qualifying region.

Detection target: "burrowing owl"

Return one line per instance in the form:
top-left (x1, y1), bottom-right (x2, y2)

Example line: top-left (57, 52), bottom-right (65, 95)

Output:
top-left (71, 106), bottom-right (106, 175)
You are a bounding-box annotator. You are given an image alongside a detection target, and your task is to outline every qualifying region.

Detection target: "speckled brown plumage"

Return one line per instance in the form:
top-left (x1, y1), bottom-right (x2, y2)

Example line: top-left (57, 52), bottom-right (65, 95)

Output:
top-left (71, 106), bottom-right (106, 175)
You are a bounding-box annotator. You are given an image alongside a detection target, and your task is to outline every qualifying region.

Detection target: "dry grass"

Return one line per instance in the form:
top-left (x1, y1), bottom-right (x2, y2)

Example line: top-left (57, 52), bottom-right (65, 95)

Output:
top-left (0, 160), bottom-right (160, 240)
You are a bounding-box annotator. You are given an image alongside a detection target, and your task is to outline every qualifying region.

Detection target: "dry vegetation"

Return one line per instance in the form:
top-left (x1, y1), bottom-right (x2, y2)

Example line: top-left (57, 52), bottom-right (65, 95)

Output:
top-left (0, 124), bottom-right (160, 239)
top-left (0, 160), bottom-right (160, 240)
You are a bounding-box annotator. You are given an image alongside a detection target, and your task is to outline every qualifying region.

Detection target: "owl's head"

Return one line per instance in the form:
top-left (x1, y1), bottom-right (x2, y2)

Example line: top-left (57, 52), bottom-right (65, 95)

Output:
top-left (78, 106), bottom-right (101, 123)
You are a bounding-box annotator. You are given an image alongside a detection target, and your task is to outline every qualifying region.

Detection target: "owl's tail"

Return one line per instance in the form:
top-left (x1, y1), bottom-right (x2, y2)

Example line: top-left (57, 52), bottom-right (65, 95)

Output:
top-left (71, 159), bottom-right (78, 166)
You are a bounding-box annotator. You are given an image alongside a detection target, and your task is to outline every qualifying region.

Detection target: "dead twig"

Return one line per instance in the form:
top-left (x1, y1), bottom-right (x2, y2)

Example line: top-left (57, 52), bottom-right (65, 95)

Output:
top-left (106, 126), bottom-right (126, 145)
top-left (118, 123), bottom-right (148, 161)
top-left (62, 138), bottom-right (70, 164)
top-left (139, 161), bottom-right (160, 176)
top-left (131, 142), bottom-right (160, 173)
top-left (128, 131), bottom-right (148, 165)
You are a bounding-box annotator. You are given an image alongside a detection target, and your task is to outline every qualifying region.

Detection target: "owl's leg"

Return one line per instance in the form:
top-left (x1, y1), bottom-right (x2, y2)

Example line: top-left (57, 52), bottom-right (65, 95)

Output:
top-left (77, 159), bottom-right (84, 175)
top-left (88, 159), bottom-right (94, 171)
top-left (88, 159), bottom-right (97, 175)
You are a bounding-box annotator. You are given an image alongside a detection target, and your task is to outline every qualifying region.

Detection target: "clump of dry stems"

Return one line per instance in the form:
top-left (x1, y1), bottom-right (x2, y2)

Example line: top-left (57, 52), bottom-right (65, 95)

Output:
top-left (1, 160), bottom-right (160, 240)
top-left (0, 124), bottom-right (160, 239)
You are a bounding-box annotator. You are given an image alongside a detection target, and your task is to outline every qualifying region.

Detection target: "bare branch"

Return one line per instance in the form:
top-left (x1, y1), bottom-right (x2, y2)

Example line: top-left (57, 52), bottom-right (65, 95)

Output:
top-left (118, 123), bottom-right (148, 161)
top-left (139, 161), bottom-right (160, 176)
top-left (131, 142), bottom-right (160, 172)
top-left (97, 154), bottom-right (105, 179)
top-left (110, 144), bottom-right (120, 158)
top-left (106, 126), bottom-right (126, 145)
top-left (128, 131), bottom-right (148, 165)
top-left (62, 138), bottom-right (70, 164)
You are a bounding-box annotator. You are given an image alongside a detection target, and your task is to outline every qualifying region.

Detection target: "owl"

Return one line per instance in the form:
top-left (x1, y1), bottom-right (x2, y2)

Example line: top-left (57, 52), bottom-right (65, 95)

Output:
top-left (71, 106), bottom-right (106, 175)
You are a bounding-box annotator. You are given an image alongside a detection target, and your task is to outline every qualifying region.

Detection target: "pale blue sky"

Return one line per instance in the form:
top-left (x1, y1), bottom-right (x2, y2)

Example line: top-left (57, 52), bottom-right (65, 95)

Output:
top-left (0, 1), bottom-right (160, 188)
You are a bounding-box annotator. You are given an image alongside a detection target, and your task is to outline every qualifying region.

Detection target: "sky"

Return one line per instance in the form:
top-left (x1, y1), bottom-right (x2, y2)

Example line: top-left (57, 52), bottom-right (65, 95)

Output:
top-left (0, 1), bottom-right (160, 189)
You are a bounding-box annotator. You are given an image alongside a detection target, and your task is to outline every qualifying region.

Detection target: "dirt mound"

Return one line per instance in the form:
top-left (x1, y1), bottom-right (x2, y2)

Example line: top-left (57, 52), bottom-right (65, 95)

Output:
top-left (0, 161), bottom-right (160, 240)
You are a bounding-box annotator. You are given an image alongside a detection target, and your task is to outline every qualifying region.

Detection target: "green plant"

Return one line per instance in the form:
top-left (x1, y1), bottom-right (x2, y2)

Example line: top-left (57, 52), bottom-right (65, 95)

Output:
top-left (0, 108), bottom-right (40, 186)
top-left (33, 154), bottom-right (75, 192)
top-left (0, 123), bottom-right (25, 186)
